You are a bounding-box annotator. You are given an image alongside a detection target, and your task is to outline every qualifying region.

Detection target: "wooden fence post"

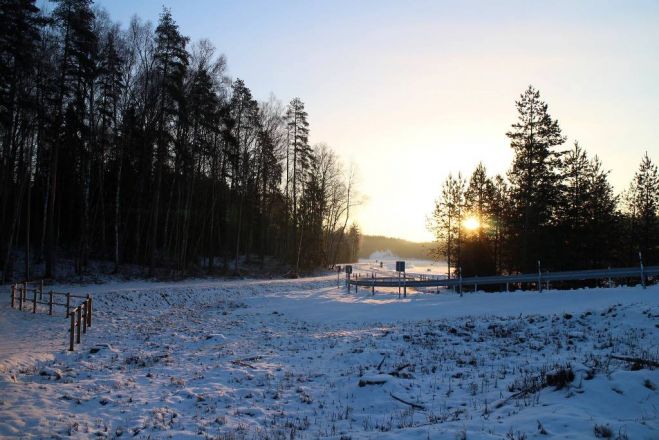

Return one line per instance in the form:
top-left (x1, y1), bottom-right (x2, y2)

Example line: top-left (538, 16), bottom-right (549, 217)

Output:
top-left (76, 307), bottom-right (81, 344)
top-left (69, 312), bottom-right (75, 351)
top-left (82, 303), bottom-right (87, 334)
top-left (49, 291), bottom-right (53, 316)
top-left (65, 293), bottom-right (70, 317)
top-left (11, 284), bottom-right (15, 308)
top-left (86, 295), bottom-right (92, 327)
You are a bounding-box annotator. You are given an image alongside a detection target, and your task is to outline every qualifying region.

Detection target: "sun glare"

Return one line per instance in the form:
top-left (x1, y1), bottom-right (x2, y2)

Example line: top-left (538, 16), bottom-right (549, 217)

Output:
top-left (463, 216), bottom-right (480, 231)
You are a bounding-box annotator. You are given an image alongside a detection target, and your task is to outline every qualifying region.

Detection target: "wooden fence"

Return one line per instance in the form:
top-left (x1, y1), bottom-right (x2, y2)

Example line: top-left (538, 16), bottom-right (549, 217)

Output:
top-left (9, 281), bottom-right (93, 351)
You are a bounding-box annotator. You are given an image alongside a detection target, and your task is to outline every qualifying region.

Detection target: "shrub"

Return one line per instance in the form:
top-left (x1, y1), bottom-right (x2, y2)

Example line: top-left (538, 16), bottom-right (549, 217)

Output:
top-left (545, 365), bottom-right (574, 390)
top-left (593, 424), bottom-right (613, 438)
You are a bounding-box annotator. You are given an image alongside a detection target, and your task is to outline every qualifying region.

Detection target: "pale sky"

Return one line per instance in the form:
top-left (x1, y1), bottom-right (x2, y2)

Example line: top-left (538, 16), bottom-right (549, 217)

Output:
top-left (94, 0), bottom-right (659, 242)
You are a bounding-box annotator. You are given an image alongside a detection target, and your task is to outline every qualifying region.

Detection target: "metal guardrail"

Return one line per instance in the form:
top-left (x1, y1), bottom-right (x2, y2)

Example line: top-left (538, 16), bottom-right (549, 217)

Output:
top-left (349, 265), bottom-right (659, 291)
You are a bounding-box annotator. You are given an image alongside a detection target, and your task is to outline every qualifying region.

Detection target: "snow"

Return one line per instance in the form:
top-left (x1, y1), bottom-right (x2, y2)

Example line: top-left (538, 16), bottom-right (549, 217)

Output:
top-left (0, 276), bottom-right (658, 439)
top-left (360, 257), bottom-right (448, 276)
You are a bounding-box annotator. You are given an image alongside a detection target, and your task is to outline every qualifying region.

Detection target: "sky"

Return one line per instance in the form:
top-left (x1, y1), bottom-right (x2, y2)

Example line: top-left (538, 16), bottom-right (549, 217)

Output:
top-left (91, 0), bottom-right (659, 242)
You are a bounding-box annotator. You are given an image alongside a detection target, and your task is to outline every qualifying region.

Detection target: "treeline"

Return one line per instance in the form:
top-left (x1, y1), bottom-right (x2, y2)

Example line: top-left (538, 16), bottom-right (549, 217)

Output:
top-left (429, 86), bottom-right (658, 277)
top-left (359, 235), bottom-right (434, 260)
top-left (0, 0), bottom-right (360, 281)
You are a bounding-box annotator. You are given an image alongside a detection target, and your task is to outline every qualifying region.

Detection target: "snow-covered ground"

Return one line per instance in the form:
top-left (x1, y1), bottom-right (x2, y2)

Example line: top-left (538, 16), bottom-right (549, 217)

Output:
top-left (0, 276), bottom-right (657, 439)
top-left (359, 255), bottom-right (448, 276)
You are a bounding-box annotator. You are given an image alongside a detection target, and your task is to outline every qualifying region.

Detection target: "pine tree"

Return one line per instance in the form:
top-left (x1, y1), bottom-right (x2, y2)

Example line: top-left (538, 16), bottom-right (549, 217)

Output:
top-left (585, 155), bottom-right (619, 267)
top-left (506, 85), bottom-right (565, 272)
top-left (429, 173), bottom-right (466, 279)
top-left (149, 7), bottom-right (189, 274)
top-left (45, 0), bottom-right (97, 277)
top-left (463, 163), bottom-right (496, 276)
top-left (628, 153), bottom-right (659, 263)
top-left (557, 142), bottom-right (619, 269)
top-left (0, 0), bottom-right (43, 280)
top-left (557, 141), bottom-right (591, 268)
top-left (490, 175), bottom-right (508, 273)
top-left (285, 97), bottom-right (311, 269)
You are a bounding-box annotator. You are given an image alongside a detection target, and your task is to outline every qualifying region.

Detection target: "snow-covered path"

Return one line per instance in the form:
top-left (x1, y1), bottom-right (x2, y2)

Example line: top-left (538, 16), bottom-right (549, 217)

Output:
top-left (0, 276), bottom-right (658, 439)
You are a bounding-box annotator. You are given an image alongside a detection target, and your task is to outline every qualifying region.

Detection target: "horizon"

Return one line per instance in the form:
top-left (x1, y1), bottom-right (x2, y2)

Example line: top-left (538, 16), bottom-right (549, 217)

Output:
top-left (91, 0), bottom-right (659, 242)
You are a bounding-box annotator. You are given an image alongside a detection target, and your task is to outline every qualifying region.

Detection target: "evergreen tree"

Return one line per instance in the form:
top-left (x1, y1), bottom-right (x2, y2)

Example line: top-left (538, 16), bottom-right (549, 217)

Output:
top-left (627, 153), bottom-right (659, 263)
top-left (489, 175), bottom-right (508, 273)
top-left (285, 97), bottom-right (311, 270)
top-left (585, 155), bottom-right (619, 267)
top-left (429, 173), bottom-right (466, 279)
top-left (557, 142), bottom-right (619, 269)
top-left (506, 85), bottom-right (565, 272)
top-left (149, 7), bottom-right (189, 273)
top-left (46, 0), bottom-right (97, 277)
top-left (0, 0), bottom-right (43, 280)
top-left (463, 163), bottom-right (496, 276)
top-left (556, 141), bottom-right (591, 268)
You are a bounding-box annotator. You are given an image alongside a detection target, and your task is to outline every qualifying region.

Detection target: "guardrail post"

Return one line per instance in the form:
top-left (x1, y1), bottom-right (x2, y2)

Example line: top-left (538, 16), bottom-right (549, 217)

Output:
top-left (65, 292), bottom-right (70, 317)
top-left (371, 273), bottom-right (375, 295)
top-left (32, 287), bottom-right (37, 313)
top-left (76, 307), bottom-right (81, 344)
top-left (607, 266), bottom-right (612, 288)
top-left (39, 280), bottom-right (43, 300)
top-left (506, 282), bottom-right (509, 292)
top-left (19, 285), bottom-right (23, 311)
top-left (537, 260), bottom-right (542, 292)
top-left (87, 295), bottom-right (92, 327)
top-left (49, 291), bottom-right (53, 315)
top-left (69, 312), bottom-right (75, 351)
top-left (11, 284), bottom-right (15, 308)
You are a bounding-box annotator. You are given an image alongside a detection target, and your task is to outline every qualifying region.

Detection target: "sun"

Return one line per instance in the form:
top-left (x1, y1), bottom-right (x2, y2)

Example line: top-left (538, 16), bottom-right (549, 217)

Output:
top-left (463, 216), bottom-right (480, 231)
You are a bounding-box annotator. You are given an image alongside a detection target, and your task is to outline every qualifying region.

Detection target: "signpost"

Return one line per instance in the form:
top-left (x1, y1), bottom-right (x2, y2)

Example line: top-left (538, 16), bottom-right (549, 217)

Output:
top-left (396, 261), bottom-right (406, 298)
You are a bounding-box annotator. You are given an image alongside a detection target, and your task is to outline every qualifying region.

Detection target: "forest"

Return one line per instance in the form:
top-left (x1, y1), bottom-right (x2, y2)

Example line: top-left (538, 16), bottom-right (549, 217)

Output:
top-left (429, 86), bottom-right (659, 278)
top-left (0, 0), bottom-right (361, 281)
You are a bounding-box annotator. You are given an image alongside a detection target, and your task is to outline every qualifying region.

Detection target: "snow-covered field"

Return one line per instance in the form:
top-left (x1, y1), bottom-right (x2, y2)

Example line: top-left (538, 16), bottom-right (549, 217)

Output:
top-left (359, 255), bottom-right (448, 276)
top-left (0, 276), bottom-right (658, 439)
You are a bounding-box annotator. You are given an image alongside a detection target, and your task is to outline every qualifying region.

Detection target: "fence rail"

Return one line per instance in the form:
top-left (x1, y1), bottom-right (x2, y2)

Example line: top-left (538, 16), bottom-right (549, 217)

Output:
top-left (348, 265), bottom-right (659, 292)
top-left (9, 281), bottom-right (93, 351)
